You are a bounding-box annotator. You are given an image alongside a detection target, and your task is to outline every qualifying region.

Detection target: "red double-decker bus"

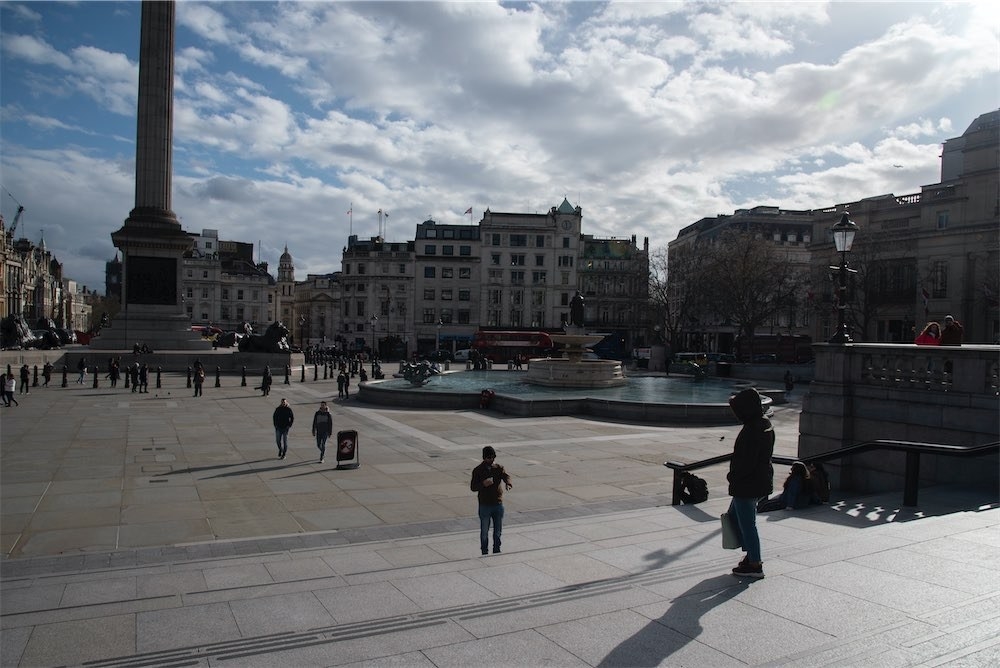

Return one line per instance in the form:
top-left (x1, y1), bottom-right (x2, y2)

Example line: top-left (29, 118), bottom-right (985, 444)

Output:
top-left (471, 330), bottom-right (555, 363)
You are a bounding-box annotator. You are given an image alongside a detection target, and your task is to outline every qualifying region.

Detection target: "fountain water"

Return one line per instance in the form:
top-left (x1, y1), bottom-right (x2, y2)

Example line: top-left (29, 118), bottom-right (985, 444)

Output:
top-left (525, 327), bottom-right (627, 388)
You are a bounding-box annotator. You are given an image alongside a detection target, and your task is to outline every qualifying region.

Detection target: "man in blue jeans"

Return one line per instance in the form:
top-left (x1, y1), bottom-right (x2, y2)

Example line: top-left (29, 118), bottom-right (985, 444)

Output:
top-left (470, 446), bottom-right (513, 555)
top-left (726, 388), bottom-right (775, 579)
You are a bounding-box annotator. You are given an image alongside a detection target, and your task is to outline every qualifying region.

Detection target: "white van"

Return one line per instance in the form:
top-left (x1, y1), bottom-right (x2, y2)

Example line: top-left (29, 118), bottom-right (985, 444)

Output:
top-left (453, 349), bottom-right (472, 362)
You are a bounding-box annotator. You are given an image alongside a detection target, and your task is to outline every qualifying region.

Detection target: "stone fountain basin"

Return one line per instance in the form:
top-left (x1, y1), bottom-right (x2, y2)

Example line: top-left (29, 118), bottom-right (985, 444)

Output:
top-left (526, 358), bottom-right (627, 388)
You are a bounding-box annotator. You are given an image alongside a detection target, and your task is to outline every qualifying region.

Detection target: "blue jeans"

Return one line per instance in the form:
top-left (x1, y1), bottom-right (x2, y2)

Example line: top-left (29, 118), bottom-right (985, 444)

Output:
top-left (479, 503), bottom-right (504, 553)
top-left (728, 497), bottom-right (762, 562)
top-left (316, 434), bottom-right (328, 459)
top-left (275, 428), bottom-right (289, 456)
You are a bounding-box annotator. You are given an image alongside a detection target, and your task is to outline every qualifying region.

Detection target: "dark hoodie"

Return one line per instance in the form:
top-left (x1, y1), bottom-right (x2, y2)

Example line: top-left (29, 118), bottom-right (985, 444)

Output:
top-left (727, 388), bottom-right (775, 498)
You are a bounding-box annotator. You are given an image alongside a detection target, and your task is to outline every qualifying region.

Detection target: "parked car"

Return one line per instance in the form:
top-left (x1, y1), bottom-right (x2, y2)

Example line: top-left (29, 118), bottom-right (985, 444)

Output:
top-left (453, 349), bottom-right (472, 362)
top-left (427, 349), bottom-right (453, 362)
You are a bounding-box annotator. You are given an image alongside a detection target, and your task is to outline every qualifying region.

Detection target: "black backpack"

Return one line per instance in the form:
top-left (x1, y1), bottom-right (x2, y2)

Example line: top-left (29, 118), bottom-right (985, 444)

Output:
top-left (680, 472), bottom-right (709, 504)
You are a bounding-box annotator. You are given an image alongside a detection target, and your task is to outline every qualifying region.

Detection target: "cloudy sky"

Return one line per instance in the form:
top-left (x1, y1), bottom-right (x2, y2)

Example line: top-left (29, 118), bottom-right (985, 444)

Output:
top-left (1, 1), bottom-right (997, 292)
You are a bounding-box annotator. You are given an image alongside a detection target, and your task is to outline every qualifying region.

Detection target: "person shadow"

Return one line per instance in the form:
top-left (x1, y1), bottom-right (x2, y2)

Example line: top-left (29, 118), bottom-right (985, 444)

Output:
top-left (597, 574), bottom-right (749, 667)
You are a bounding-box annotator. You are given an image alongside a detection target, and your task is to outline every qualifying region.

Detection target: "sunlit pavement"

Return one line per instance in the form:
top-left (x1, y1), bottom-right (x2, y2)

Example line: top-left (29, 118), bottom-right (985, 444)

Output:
top-left (1, 375), bottom-right (997, 666)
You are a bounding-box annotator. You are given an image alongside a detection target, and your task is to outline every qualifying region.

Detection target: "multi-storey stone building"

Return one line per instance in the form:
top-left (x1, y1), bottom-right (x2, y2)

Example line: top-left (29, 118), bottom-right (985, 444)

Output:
top-left (667, 109), bottom-right (999, 350)
top-left (181, 229), bottom-right (277, 330)
top-left (1, 226), bottom-right (64, 326)
top-left (413, 218), bottom-right (481, 352)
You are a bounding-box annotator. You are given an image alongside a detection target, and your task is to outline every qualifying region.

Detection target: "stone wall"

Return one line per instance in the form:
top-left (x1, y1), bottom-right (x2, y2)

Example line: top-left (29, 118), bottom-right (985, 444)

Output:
top-left (799, 343), bottom-right (999, 492)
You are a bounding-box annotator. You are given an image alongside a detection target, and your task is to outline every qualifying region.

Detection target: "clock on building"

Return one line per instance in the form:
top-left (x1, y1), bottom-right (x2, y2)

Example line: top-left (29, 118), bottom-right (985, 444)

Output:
top-left (561, 220), bottom-right (572, 230)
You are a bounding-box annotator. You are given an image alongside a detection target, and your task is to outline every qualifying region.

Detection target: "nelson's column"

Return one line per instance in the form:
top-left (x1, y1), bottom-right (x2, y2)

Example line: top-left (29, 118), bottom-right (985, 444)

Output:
top-left (95, 0), bottom-right (209, 351)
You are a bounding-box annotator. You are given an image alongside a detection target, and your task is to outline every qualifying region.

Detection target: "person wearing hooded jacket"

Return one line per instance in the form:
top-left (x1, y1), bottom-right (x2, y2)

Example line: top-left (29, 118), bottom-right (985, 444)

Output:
top-left (726, 388), bottom-right (774, 578)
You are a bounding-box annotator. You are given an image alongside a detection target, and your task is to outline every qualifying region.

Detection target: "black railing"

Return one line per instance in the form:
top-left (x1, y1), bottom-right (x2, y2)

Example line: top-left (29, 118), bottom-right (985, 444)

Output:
top-left (665, 440), bottom-right (999, 507)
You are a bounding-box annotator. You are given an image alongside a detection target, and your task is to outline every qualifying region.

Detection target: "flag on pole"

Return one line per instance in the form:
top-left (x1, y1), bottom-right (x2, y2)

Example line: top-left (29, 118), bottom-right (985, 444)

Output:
top-left (347, 207), bottom-right (352, 215)
top-left (464, 207), bottom-right (473, 214)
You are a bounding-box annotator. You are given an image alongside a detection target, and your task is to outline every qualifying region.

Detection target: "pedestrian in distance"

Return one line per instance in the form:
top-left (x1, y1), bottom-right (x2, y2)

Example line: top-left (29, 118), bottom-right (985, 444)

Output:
top-left (273, 398), bottom-right (294, 459)
top-left (261, 366), bottom-right (272, 396)
top-left (19, 364), bottom-right (30, 394)
top-left (470, 445), bottom-right (513, 555)
top-left (77, 357), bottom-right (87, 384)
top-left (130, 363), bottom-right (140, 393)
top-left (193, 362), bottom-right (205, 397)
top-left (42, 362), bottom-right (53, 387)
top-left (914, 321), bottom-right (941, 345)
top-left (343, 370), bottom-right (351, 399)
top-left (311, 400), bottom-right (333, 463)
top-left (2, 371), bottom-right (18, 407)
top-left (726, 387), bottom-right (775, 579)
top-left (939, 315), bottom-right (964, 346)
top-left (139, 362), bottom-right (149, 393)
top-left (337, 370), bottom-right (346, 398)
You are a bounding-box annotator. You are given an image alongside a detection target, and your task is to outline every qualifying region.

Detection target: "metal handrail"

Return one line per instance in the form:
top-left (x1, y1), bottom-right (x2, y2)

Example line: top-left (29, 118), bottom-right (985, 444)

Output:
top-left (665, 439), bottom-right (999, 507)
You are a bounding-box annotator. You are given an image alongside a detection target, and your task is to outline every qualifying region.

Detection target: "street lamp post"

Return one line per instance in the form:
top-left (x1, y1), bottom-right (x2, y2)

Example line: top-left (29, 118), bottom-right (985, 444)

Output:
top-left (370, 315), bottom-right (378, 358)
top-left (298, 315), bottom-right (307, 348)
top-left (436, 320), bottom-right (442, 353)
top-left (828, 213), bottom-right (858, 343)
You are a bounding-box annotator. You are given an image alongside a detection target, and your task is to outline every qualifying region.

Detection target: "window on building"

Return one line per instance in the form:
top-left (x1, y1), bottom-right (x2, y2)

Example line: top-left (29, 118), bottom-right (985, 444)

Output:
top-left (424, 245), bottom-right (436, 255)
top-left (532, 271), bottom-right (547, 284)
top-left (187, 269), bottom-right (193, 277)
top-left (221, 306), bottom-right (230, 319)
top-left (356, 301), bottom-right (365, 316)
top-left (186, 287), bottom-right (194, 299)
top-left (531, 311), bottom-right (543, 327)
top-left (558, 255), bottom-right (573, 267)
top-left (460, 246), bottom-right (471, 256)
top-left (203, 271), bottom-right (208, 279)
top-left (222, 288), bottom-right (229, 300)
top-left (442, 229), bottom-right (455, 239)
top-left (511, 254), bottom-right (526, 266)
top-left (511, 270), bottom-right (524, 284)
top-left (201, 288), bottom-right (208, 299)
top-left (932, 260), bottom-right (948, 298)
top-left (267, 294), bottom-right (272, 303)
top-left (422, 308), bottom-right (437, 324)
top-left (441, 289), bottom-right (453, 301)
top-left (358, 264), bottom-right (366, 274)
top-left (236, 306), bottom-right (244, 320)
top-left (459, 289), bottom-right (471, 301)
top-left (186, 305), bottom-right (193, 316)
top-left (399, 264), bottom-right (406, 274)
top-left (509, 310), bottom-right (523, 327)
top-left (357, 283), bottom-right (366, 292)
top-left (937, 212), bottom-right (949, 230)
top-left (511, 234), bottom-right (527, 247)
top-left (252, 290), bottom-right (258, 300)
top-left (563, 237), bottom-right (570, 248)
top-left (532, 291), bottom-right (544, 306)
top-left (488, 269), bottom-right (503, 282)
top-left (533, 255), bottom-right (543, 267)
top-left (534, 235), bottom-right (544, 248)
top-left (561, 292), bottom-right (569, 306)
top-left (489, 289), bottom-right (503, 305)
top-left (440, 309), bottom-right (453, 324)
top-left (442, 267), bottom-right (453, 278)
top-left (488, 310), bottom-right (501, 326)
top-left (458, 310), bottom-right (471, 324)
top-left (423, 289), bottom-right (435, 300)
top-left (511, 290), bottom-right (523, 306)
top-left (205, 242), bottom-right (213, 249)
top-left (491, 253), bottom-right (501, 265)
top-left (491, 233), bottom-right (500, 245)
top-left (460, 268), bottom-right (471, 279)
top-left (561, 272), bottom-right (570, 285)
top-left (424, 266), bottom-right (436, 278)
top-left (442, 245), bottom-right (454, 256)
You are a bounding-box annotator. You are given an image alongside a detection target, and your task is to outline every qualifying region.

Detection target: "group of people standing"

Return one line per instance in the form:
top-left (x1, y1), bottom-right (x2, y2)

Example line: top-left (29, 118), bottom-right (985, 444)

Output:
top-left (103, 357), bottom-right (150, 392)
top-left (1, 363), bottom-right (56, 406)
top-left (915, 314), bottom-right (964, 346)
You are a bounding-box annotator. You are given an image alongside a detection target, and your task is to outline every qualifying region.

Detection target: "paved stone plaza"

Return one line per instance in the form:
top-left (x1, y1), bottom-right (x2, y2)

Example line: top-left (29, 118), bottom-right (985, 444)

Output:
top-left (1, 372), bottom-right (997, 666)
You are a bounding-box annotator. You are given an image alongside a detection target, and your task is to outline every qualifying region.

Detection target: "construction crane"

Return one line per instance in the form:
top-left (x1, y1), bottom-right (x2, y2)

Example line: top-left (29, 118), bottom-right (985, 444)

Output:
top-left (2, 185), bottom-right (25, 237)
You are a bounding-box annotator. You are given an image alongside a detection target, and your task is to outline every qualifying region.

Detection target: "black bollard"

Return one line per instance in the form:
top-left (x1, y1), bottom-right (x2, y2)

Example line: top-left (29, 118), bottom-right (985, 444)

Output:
top-left (323, 364), bottom-right (328, 380)
top-left (62, 365), bottom-right (68, 388)
top-left (124, 369), bottom-right (130, 389)
top-left (33, 365), bottom-right (39, 387)
top-left (314, 363), bottom-right (318, 381)
top-left (215, 366), bottom-right (221, 388)
top-left (156, 366), bottom-right (162, 389)
top-left (284, 365), bottom-right (290, 385)
top-left (241, 366), bottom-right (247, 387)
top-left (300, 364), bottom-right (305, 382)
top-left (92, 367), bottom-right (99, 388)
top-left (187, 366), bottom-right (193, 388)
